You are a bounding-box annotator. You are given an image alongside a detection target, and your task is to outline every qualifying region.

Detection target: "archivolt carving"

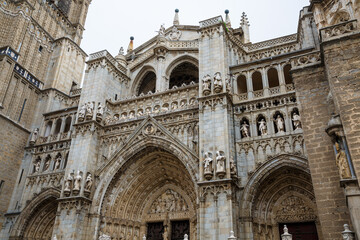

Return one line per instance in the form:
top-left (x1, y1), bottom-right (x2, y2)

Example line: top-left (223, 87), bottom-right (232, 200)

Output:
top-left (275, 195), bottom-right (316, 222)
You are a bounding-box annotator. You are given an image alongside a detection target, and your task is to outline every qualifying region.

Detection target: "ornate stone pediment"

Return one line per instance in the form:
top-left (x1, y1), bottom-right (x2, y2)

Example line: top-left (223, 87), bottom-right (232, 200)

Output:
top-left (148, 189), bottom-right (189, 214)
top-left (97, 116), bottom-right (198, 175)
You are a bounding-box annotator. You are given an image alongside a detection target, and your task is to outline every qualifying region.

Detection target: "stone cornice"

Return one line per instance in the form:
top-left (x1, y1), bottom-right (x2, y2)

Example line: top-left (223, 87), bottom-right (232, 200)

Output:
top-left (54, 37), bottom-right (88, 58)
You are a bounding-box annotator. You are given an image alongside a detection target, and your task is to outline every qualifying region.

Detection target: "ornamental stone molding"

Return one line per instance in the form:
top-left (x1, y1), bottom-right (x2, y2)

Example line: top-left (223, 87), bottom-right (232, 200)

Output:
top-left (291, 51), bottom-right (321, 70)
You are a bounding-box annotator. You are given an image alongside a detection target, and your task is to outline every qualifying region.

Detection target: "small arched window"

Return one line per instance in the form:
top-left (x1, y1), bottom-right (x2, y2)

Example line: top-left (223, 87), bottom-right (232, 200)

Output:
top-left (284, 65), bottom-right (292, 85)
top-left (252, 71), bottom-right (263, 91)
top-left (138, 72), bottom-right (156, 96)
top-left (44, 121), bottom-right (52, 137)
top-left (54, 119), bottom-right (62, 135)
top-left (268, 68), bottom-right (279, 88)
top-left (237, 75), bottom-right (247, 94)
top-left (64, 117), bottom-right (72, 133)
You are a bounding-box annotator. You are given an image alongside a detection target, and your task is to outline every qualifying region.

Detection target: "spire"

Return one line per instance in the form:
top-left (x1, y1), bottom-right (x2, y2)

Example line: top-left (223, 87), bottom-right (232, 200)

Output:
top-left (173, 9), bottom-right (179, 25)
top-left (127, 36), bottom-right (134, 53)
top-left (240, 12), bottom-right (250, 43)
top-left (225, 9), bottom-right (231, 28)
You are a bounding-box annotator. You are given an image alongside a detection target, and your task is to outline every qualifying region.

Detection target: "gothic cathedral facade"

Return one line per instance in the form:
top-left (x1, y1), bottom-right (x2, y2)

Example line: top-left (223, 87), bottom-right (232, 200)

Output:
top-left (0, 0), bottom-right (360, 239)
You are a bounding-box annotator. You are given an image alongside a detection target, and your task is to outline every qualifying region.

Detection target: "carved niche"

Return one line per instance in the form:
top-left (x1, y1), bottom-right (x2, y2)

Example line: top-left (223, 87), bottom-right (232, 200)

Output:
top-left (148, 189), bottom-right (189, 214)
top-left (275, 196), bottom-right (316, 222)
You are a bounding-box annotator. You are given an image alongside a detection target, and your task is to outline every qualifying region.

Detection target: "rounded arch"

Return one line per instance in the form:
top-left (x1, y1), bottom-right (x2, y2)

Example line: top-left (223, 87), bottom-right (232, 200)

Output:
top-left (237, 74), bottom-right (247, 94)
top-left (132, 65), bottom-right (157, 96)
top-left (165, 55), bottom-right (199, 80)
top-left (10, 188), bottom-right (60, 239)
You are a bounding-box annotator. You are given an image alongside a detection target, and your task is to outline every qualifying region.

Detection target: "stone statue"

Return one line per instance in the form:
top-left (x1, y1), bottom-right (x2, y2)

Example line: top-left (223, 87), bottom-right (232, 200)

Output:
top-left (258, 119), bottom-right (268, 136)
top-left (342, 224), bottom-right (355, 240)
top-left (281, 225), bottom-right (292, 240)
top-left (335, 142), bottom-right (352, 179)
top-left (85, 173), bottom-right (93, 191)
top-left (73, 170), bottom-right (82, 191)
top-left (203, 152), bottom-right (213, 174)
top-left (64, 173), bottom-right (73, 192)
top-left (86, 102), bottom-right (94, 119)
top-left (44, 158), bottom-right (50, 171)
top-left (30, 128), bottom-right (39, 144)
top-left (99, 232), bottom-right (111, 240)
top-left (202, 75), bottom-right (211, 95)
top-left (275, 115), bottom-right (285, 133)
top-left (216, 151), bottom-right (226, 178)
top-left (240, 122), bottom-right (250, 138)
top-left (292, 113), bottom-right (302, 130)
top-left (118, 47), bottom-right (124, 55)
top-left (158, 24), bottom-right (166, 36)
top-left (97, 103), bottom-right (105, 120)
top-left (213, 72), bottom-right (223, 93)
top-left (230, 158), bottom-right (237, 175)
top-left (34, 160), bottom-right (41, 173)
top-left (129, 111), bottom-right (135, 118)
top-left (78, 104), bottom-right (86, 121)
top-left (54, 156), bottom-right (61, 170)
top-left (184, 234), bottom-right (189, 240)
top-left (52, 235), bottom-right (57, 240)
top-left (163, 226), bottom-right (169, 240)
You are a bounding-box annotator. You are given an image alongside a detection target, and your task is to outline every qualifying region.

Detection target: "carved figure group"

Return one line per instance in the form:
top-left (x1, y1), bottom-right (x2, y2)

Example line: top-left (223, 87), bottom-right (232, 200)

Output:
top-left (78, 102), bottom-right (95, 122)
top-left (149, 189), bottom-right (188, 214)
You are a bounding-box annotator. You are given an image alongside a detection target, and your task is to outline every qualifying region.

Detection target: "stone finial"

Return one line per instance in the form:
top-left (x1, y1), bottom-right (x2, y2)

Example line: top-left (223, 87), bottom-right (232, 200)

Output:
top-left (240, 12), bottom-right (249, 27)
top-left (342, 224), bottom-right (355, 239)
top-left (118, 47), bottom-right (124, 55)
top-left (228, 231), bottom-right (236, 240)
top-left (184, 234), bottom-right (188, 240)
top-left (173, 9), bottom-right (180, 25)
top-left (281, 225), bottom-right (292, 240)
top-left (225, 9), bottom-right (231, 28)
top-left (142, 234), bottom-right (146, 240)
top-left (240, 12), bottom-right (250, 43)
top-left (127, 36), bottom-right (134, 53)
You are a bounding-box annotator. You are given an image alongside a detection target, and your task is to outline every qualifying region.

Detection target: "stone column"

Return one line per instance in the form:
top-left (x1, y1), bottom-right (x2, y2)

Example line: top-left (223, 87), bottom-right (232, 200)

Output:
top-left (261, 68), bottom-right (269, 97)
top-left (247, 72), bottom-right (253, 100)
top-left (277, 64), bottom-right (286, 93)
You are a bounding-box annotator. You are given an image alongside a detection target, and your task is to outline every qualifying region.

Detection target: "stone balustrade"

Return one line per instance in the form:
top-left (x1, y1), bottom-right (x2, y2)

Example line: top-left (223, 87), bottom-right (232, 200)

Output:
top-left (320, 19), bottom-right (358, 42)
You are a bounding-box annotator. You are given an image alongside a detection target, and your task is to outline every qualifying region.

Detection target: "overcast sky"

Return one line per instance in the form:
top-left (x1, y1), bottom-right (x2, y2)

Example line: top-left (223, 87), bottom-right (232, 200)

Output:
top-left (80, 0), bottom-right (310, 57)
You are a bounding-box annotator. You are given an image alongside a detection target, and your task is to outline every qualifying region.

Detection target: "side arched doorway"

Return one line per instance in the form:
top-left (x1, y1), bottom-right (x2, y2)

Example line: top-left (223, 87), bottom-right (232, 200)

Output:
top-left (99, 147), bottom-right (197, 240)
top-left (9, 189), bottom-right (59, 240)
top-left (240, 155), bottom-right (321, 240)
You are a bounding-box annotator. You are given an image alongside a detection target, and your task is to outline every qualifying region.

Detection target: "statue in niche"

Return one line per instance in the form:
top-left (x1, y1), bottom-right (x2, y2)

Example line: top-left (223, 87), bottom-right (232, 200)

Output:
top-left (230, 158), bottom-right (237, 175)
top-left (171, 102), bottom-right (178, 110)
top-left (64, 173), bottom-right (73, 192)
top-left (129, 111), bottom-right (135, 118)
top-left (30, 128), bottom-right (39, 144)
top-left (202, 75), bottom-right (211, 95)
top-left (78, 104), bottom-right (86, 121)
top-left (225, 75), bottom-right (233, 93)
top-left (138, 109), bottom-right (143, 116)
top-left (240, 122), bottom-right (250, 138)
top-left (54, 156), bottom-right (61, 170)
top-left (85, 173), bottom-right (93, 192)
top-left (335, 142), bottom-right (352, 179)
top-left (169, 26), bottom-right (181, 40)
top-left (203, 152), bottom-right (213, 173)
top-left (274, 115), bottom-right (285, 133)
top-left (86, 102), bottom-right (94, 119)
top-left (73, 170), bottom-right (82, 191)
top-left (292, 112), bottom-right (302, 130)
top-left (258, 119), bottom-right (268, 136)
top-left (216, 151), bottom-right (226, 178)
top-left (34, 160), bottom-right (41, 173)
top-left (97, 103), bottom-right (105, 121)
top-left (44, 158), bottom-right (50, 171)
top-left (120, 113), bottom-right (127, 120)
top-left (213, 72), bottom-right (223, 93)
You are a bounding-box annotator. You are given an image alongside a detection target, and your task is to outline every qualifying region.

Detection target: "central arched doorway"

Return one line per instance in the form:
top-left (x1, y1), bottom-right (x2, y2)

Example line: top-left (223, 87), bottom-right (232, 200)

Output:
top-left (99, 147), bottom-right (197, 240)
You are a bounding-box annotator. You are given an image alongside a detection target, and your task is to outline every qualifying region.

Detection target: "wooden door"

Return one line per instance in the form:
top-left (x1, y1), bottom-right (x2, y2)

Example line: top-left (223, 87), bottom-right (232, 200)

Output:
top-left (279, 222), bottom-right (318, 240)
top-left (171, 220), bottom-right (190, 240)
top-left (147, 222), bottom-right (164, 240)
